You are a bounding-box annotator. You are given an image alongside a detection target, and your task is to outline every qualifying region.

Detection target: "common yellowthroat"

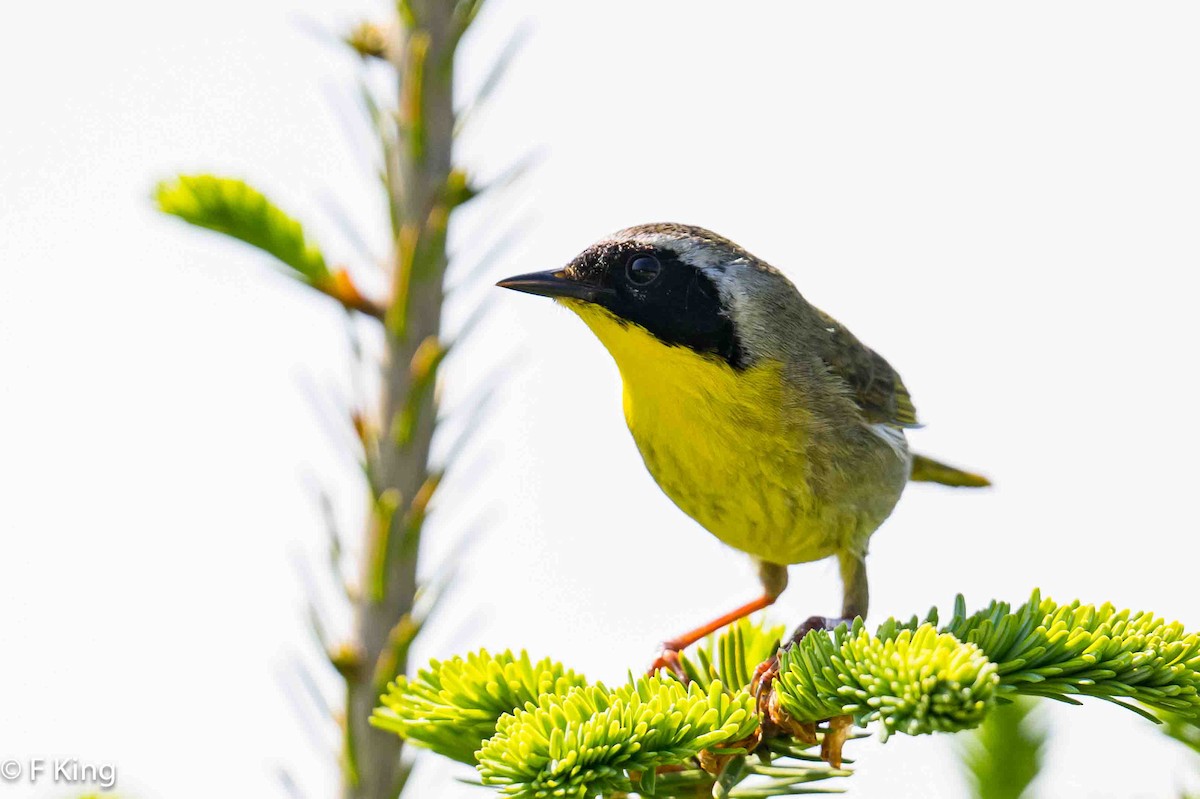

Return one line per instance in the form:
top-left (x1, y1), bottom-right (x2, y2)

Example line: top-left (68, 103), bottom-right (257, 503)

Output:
top-left (498, 223), bottom-right (987, 668)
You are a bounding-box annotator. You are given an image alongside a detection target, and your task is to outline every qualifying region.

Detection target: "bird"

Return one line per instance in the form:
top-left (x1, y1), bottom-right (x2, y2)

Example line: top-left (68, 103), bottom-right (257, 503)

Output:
top-left (497, 223), bottom-right (988, 672)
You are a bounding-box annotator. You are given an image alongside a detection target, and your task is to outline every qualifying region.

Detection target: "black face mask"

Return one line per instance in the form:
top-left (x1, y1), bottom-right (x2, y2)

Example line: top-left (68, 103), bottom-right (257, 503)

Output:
top-left (566, 243), bottom-right (746, 369)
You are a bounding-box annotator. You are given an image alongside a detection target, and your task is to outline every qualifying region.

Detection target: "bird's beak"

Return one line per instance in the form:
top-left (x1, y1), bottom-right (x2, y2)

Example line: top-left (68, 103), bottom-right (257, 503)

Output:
top-left (496, 270), bottom-right (612, 304)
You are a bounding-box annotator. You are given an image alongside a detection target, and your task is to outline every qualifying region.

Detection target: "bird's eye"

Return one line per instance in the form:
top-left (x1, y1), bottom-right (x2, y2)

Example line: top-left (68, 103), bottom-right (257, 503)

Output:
top-left (626, 255), bottom-right (661, 285)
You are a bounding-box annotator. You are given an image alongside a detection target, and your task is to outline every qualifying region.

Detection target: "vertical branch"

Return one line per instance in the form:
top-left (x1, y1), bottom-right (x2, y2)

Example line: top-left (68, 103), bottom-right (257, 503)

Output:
top-left (154, 4), bottom-right (496, 799)
top-left (343, 2), bottom-right (460, 798)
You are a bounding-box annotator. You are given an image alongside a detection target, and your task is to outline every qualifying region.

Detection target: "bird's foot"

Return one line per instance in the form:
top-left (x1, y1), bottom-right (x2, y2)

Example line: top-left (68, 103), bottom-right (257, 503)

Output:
top-left (751, 615), bottom-right (841, 702)
top-left (648, 645), bottom-right (688, 682)
top-left (750, 616), bottom-right (849, 763)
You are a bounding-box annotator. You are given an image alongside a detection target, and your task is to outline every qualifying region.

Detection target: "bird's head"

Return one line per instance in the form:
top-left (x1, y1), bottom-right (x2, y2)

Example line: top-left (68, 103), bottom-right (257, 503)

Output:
top-left (498, 223), bottom-right (802, 370)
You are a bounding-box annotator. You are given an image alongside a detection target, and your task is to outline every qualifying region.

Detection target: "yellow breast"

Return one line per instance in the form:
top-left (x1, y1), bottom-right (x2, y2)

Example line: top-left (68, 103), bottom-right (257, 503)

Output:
top-left (564, 300), bottom-right (846, 564)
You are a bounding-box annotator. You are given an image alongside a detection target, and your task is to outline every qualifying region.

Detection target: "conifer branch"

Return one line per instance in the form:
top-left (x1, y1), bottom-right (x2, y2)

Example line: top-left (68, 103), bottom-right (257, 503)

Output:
top-left (373, 590), bottom-right (1200, 799)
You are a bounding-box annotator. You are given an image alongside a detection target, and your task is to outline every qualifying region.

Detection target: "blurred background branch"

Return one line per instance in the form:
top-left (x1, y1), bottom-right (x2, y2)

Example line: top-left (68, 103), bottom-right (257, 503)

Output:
top-left (957, 697), bottom-right (1046, 799)
top-left (155, 2), bottom-right (510, 798)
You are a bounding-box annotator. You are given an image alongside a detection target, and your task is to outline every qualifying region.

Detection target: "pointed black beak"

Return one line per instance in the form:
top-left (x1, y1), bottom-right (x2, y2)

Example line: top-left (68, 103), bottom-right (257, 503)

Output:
top-left (496, 270), bottom-right (612, 303)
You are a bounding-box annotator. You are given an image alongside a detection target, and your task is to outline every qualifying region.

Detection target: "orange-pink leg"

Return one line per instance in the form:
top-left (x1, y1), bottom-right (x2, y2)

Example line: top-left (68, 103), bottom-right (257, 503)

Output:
top-left (650, 561), bottom-right (790, 678)
top-left (649, 593), bottom-right (780, 676)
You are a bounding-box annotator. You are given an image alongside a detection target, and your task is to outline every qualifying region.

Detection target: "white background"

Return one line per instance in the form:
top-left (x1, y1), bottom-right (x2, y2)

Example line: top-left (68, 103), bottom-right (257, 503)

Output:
top-left (2, 2), bottom-right (1198, 798)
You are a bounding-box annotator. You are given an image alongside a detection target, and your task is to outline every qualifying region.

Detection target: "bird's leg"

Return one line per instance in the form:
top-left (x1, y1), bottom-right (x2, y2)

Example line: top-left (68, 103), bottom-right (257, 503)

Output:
top-left (649, 594), bottom-right (777, 678)
top-left (649, 561), bottom-right (788, 679)
top-left (751, 552), bottom-right (868, 767)
top-left (746, 614), bottom-right (836, 747)
top-left (752, 552), bottom-right (869, 696)
top-left (837, 550), bottom-right (868, 623)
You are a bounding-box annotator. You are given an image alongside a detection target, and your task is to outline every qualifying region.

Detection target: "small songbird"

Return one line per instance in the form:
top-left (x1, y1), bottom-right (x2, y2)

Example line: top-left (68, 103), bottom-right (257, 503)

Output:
top-left (498, 223), bottom-right (988, 669)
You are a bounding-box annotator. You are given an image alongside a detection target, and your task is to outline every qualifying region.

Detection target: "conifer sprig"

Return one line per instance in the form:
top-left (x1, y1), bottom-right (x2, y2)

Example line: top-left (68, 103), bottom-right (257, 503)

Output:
top-left (476, 677), bottom-right (759, 799)
top-left (774, 622), bottom-right (998, 740)
top-left (372, 649), bottom-right (588, 765)
top-left (373, 591), bottom-right (1200, 798)
top-left (939, 590), bottom-right (1200, 720)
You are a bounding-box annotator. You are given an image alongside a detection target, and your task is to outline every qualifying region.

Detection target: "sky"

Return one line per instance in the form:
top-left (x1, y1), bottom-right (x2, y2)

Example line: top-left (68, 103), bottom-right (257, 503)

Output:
top-left (2, 2), bottom-right (1199, 798)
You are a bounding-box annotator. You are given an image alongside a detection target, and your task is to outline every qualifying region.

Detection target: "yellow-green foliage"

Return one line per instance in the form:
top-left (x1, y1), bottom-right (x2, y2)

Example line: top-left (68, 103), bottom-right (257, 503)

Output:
top-left (476, 676), bottom-right (758, 799)
top-left (154, 175), bottom-right (330, 285)
top-left (372, 649), bottom-right (587, 764)
top-left (373, 591), bottom-right (1200, 799)
top-left (776, 623), bottom-right (998, 738)
top-left (942, 590), bottom-right (1200, 720)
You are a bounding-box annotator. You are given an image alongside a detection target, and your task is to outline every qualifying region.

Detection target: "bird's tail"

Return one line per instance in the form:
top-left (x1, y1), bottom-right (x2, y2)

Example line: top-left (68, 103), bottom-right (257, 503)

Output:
top-left (910, 454), bottom-right (991, 488)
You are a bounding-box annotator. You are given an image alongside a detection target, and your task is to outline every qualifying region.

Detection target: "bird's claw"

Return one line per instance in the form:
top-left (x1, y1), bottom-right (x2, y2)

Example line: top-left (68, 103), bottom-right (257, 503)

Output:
top-left (750, 654), bottom-right (779, 702)
top-left (648, 646), bottom-right (688, 682)
top-left (751, 615), bottom-right (837, 698)
top-left (751, 652), bottom-right (818, 745)
top-left (750, 616), bottom-right (848, 761)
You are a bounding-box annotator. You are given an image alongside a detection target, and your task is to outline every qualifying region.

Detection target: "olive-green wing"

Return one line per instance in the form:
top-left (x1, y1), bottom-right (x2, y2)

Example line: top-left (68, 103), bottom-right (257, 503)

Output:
top-left (815, 309), bottom-right (920, 428)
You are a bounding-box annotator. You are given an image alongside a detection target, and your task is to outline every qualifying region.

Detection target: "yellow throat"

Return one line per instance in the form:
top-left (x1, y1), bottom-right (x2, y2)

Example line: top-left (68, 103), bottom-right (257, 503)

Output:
top-left (561, 299), bottom-right (837, 565)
